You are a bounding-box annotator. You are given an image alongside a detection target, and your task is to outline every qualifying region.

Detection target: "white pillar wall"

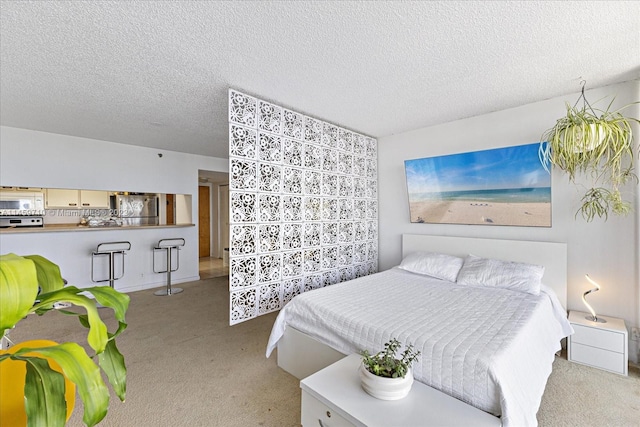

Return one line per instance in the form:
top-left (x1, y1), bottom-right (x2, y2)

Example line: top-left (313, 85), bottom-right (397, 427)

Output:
top-left (227, 90), bottom-right (379, 325)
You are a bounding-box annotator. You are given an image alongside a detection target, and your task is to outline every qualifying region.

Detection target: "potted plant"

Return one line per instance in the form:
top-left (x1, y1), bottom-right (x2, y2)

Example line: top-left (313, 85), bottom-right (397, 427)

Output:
top-left (359, 338), bottom-right (420, 400)
top-left (539, 83), bottom-right (639, 221)
top-left (0, 253), bottom-right (130, 427)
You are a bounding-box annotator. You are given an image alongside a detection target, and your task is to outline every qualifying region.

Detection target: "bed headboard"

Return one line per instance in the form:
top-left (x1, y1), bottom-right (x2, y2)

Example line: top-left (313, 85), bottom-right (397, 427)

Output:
top-left (402, 234), bottom-right (568, 309)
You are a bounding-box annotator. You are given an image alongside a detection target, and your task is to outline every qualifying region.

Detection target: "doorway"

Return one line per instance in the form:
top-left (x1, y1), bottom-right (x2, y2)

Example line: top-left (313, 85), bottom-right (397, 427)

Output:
top-left (197, 171), bottom-right (229, 279)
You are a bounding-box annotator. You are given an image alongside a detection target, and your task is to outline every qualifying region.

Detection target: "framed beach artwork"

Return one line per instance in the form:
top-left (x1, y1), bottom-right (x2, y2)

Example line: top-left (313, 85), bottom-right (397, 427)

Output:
top-left (404, 142), bottom-right (551, 227)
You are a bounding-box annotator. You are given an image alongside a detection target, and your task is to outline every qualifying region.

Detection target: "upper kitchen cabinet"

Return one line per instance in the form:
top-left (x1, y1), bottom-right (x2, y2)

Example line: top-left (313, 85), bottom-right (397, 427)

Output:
top-left (46, 188), bottom-right (80, 208)
top-left (46, 189), bottom-right (110, 209)
top-left (79, 190), bottom-right (110, 208)
top-left (0, 186), bottom-right (44, 192)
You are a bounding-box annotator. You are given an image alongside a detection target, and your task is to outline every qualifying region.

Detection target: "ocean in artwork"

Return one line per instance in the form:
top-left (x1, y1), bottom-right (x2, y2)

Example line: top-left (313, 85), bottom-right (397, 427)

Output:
top-left (409, 187), bottom-right (551, 204)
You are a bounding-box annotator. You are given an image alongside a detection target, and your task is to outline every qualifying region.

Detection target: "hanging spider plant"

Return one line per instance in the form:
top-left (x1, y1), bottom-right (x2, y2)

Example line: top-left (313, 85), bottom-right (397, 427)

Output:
top-left (539, 83), bottom-right (639, 221)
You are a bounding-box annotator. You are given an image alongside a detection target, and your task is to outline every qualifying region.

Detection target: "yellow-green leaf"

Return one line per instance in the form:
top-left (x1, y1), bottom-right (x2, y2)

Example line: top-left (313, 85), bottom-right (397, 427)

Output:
top-left (23, 255), bottom-right (65, 294)
top-left (33, 288), bottom-right (108, 354)
top-left (18, 356), bottom-right (67, 427)
top-left (87, 286), bottom-right (130, 323)
top-left (0, 253), bottom-right (39, 336)
top-left (98, 338), bottom-right (127, 401)
top-left (15, 343), bottom-right (110, 427)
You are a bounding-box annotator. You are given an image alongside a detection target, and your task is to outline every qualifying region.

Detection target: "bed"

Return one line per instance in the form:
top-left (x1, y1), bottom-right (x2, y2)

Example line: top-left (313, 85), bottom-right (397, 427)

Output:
top-left (266, 234), bottom-right (573, 426)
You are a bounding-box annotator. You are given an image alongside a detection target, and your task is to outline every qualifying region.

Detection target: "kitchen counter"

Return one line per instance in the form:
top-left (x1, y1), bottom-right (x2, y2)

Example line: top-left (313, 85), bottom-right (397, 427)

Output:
top-left (0, 223), bottom-right (195, 234)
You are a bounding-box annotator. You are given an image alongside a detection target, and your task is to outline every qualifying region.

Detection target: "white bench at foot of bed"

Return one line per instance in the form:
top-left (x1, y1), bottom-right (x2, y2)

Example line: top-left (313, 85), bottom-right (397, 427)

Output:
top-left (301, 354), bottom-right (502, 427)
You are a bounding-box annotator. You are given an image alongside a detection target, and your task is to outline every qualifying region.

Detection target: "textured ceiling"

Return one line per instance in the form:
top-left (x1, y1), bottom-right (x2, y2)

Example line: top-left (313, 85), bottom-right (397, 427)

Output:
top-left (1, 1), bottom-right (639, 158)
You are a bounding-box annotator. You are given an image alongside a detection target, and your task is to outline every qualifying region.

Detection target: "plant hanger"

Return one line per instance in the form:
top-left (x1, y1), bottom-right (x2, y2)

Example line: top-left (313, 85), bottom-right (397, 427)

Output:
top-left (573, 80), bottom-right (598, 117)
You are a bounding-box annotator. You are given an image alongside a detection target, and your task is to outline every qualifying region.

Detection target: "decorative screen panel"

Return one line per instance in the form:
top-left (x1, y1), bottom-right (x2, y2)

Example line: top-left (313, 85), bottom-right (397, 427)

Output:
top-left (229, 89), bottom-right (378, 325)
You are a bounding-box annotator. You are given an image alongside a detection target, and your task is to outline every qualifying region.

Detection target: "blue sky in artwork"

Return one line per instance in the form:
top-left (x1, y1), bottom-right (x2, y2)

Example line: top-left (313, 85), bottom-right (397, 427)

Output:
top-left (404, 143), bottom-right (550, 194)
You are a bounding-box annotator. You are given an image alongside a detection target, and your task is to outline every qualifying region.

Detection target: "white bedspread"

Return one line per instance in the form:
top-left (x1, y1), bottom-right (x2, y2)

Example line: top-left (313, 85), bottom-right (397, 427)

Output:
top-left (266, 268), bottom-right (573, 427)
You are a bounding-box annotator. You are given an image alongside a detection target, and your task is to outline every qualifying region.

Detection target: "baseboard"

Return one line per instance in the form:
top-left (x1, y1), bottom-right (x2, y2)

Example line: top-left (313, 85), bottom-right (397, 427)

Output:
top-left (115, 275), bottom-right (202, 293)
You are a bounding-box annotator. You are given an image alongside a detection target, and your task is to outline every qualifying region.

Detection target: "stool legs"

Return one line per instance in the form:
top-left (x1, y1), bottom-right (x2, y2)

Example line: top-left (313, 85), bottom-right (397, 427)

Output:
top-left (154, 247), bottom-right (183, 296)
top-left (108, 251), bottom-right (116, 288)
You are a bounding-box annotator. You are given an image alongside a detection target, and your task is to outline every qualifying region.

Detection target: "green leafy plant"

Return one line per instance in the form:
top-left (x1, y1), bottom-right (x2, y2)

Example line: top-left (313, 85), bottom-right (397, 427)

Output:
top-left (539, 84), bottom-right (639, 221)
top-left (360, 338), bottom-right (420, 379)
top-left (0, 253), bottom-right (130, 427)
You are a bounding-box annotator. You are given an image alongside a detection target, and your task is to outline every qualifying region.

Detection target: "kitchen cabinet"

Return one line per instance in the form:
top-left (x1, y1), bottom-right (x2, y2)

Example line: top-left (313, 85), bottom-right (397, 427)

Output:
top-left (80, 190), bottom-right (110, 208)
top-left (45, 189), bottom-right (110, 209)
top-left (0, 187), bottom-right (44, 192)
top-left (46, 189), bottom-right (79, 208)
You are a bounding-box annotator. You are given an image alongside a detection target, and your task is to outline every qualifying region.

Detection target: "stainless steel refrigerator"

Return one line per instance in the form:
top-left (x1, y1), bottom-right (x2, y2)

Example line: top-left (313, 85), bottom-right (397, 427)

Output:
top-left (113, 194), bottom-right (159, 226)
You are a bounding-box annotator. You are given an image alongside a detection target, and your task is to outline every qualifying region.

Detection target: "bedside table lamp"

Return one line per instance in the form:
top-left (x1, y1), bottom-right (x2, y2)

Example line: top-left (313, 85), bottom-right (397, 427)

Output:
top-left (582, 274), bottom-right (606, 323)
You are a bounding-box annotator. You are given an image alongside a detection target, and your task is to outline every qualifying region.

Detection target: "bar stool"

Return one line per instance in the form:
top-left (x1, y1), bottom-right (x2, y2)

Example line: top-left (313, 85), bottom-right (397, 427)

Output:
top-left (91, 241), bottom-right (131, 288)
top-left (153, 238), bottom-right (185, 296)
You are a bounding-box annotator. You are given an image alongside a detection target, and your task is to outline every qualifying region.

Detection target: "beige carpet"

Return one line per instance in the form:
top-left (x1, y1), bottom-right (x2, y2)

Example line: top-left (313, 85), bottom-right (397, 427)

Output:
top-left (8, 277), bottom-right (640, 427)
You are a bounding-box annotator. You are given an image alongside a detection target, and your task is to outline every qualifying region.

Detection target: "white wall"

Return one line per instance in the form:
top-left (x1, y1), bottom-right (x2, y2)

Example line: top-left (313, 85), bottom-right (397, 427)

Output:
top-left (378, 80), bottom-right (640, 363)
top-left (0, 126), bottom-right (228, 292)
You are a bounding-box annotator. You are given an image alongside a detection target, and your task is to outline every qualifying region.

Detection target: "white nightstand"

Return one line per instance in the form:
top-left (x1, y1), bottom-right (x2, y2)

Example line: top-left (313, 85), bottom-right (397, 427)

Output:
top-left (300, 354), bottom-right (501, 427)
top-left (568, 311), bottom-right (628, 376)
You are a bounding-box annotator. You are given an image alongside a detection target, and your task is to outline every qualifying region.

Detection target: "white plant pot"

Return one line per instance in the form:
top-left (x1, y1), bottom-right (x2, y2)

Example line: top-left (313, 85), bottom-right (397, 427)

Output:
top-left (565, 123), bottom-right (606, 153)
top-left (359, 363), bottom-right (413, 400)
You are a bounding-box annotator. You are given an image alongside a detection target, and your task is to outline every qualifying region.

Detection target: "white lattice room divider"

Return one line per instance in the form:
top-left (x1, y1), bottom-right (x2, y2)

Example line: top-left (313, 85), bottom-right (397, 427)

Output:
top-left (228, 89), bottom-right (378, 325)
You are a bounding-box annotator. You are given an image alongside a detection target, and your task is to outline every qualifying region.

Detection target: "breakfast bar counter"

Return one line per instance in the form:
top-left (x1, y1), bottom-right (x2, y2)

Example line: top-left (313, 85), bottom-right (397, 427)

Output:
top-left (0, 223), bottom-right (195, 234)
top-left (0, 222), bottom-right (199, 293)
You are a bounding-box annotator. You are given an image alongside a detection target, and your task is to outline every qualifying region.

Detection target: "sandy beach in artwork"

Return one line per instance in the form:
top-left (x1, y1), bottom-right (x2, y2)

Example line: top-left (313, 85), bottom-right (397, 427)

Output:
top-left (409, 200), bottom-right (551, 227)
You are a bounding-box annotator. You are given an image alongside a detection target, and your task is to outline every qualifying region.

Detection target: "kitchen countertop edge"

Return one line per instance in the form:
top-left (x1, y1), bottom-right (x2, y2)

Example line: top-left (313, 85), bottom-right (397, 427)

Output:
top-left (0, 223), bottom-right (196, 234)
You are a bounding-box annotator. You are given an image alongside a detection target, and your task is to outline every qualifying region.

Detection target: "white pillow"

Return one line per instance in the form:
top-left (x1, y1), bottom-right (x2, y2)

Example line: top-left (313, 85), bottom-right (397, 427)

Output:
top-left (398, 251), bottom-right (464, 282)
top-left (456, 255), bottom-right (544, 295)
